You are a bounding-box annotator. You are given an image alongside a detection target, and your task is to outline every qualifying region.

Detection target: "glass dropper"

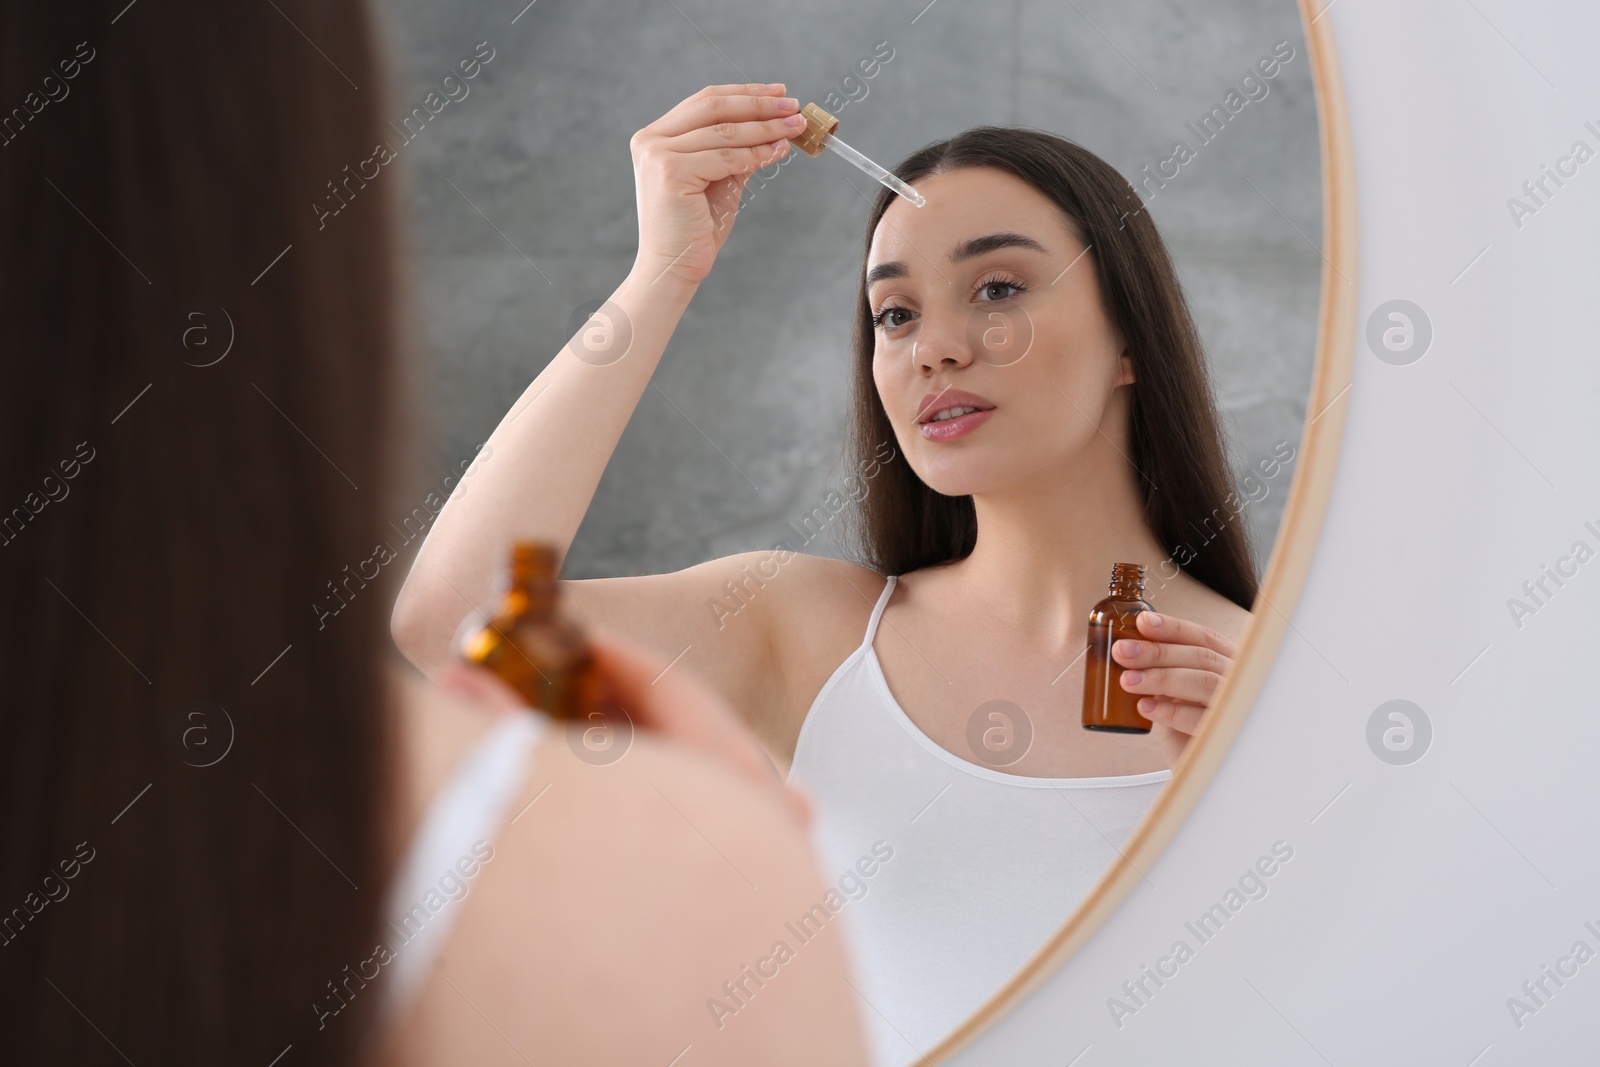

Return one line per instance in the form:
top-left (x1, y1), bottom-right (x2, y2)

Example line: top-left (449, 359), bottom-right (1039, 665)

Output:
top-left (819, 131), bottom-right (925, 207)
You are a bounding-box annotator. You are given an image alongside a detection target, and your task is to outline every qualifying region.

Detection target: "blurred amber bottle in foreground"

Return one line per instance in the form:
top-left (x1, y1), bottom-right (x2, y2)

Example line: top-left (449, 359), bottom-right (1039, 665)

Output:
top-left (1081, 562), bottom-right (1155, 734)
top-left (457, 541), bottom-right (605, 721)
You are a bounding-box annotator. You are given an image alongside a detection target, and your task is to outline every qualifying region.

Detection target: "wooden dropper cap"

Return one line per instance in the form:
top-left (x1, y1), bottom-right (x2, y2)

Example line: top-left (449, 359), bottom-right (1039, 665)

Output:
top-left (794, 102), bottom-right (840, 157)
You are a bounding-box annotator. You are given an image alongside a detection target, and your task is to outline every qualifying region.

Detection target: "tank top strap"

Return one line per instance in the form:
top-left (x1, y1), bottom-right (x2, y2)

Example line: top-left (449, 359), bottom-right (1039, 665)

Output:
top-left (860, 574), bottom-right (898, 652)
top-left (376, 707), bottom-right (548, 1024)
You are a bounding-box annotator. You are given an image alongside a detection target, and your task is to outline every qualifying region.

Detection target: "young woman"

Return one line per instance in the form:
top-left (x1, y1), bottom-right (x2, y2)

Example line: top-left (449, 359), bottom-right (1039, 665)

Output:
top-left (392, 84), bottom-right (1260, 1063)
top-left (0, 12), bottom-right (868, 1067)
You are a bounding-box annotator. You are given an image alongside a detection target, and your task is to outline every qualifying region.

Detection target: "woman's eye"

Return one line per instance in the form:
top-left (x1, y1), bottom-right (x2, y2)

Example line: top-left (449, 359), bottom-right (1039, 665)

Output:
top-left (873, 306), bottom-right (912, 330)
top-left (872, 282), bottom-right (1025, 329)
top-left (978, 280), bottom-right (1024, 301)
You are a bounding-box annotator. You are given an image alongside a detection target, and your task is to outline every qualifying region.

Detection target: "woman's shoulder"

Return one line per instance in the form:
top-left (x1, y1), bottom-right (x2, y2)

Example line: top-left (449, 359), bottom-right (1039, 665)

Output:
top-left (1154, 570), bottom-right (1255, 646)
top-left (382, 664), bottom-right (870, 1065)
top-left (755, 551), bottom-right (889, 614)
top-left (743, 553), bottom-right (891, 736)
top-left (387, 653), bottom-right (815, 859)
top-left (712, 547), bottom-right (884, 589)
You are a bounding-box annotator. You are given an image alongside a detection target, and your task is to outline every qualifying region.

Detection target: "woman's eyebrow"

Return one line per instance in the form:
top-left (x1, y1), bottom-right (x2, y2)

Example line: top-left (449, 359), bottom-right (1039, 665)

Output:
top-left (866, 231), bottom-right (1050, 287)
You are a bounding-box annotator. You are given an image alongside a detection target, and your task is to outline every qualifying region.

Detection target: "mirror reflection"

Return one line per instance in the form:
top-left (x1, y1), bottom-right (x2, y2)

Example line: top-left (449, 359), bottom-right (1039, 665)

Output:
top-left (388, 2), bottom-right (1321, 1063)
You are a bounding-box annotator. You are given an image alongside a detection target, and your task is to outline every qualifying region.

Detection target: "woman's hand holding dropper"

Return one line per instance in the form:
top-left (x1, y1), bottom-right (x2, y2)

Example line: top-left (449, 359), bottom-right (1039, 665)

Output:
top-left (392, 82), bottom-right (805, 677)
top-left (391, 83), bottom-right (817, 795)
top-left (629, 82), bottom-right (807, 289)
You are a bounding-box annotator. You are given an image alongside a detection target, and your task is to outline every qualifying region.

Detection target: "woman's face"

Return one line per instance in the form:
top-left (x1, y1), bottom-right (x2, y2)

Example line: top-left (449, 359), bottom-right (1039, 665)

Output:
top-left (867, 165), bottom-right (1132, 497)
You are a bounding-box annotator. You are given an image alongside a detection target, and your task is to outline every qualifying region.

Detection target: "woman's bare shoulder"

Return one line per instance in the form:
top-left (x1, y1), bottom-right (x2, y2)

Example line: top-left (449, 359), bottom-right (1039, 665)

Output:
top-left (686, 549), bottom-right (886, 642)
top-left (761, 552), bottom-right (888, 618)
top-left (747, 553), bottom-right (890, 750)
top-left (1154, 571), bottom-right (1255, 646)
top-left (382, 680), bottom-right (870, 1066)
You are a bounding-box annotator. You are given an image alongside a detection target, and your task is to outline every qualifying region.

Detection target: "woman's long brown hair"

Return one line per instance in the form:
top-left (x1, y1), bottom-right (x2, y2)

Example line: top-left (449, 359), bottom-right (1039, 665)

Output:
top-left (843, 127), bottom-right (1259, 610)
top-left (0, 1), bottom-right (403, 1062)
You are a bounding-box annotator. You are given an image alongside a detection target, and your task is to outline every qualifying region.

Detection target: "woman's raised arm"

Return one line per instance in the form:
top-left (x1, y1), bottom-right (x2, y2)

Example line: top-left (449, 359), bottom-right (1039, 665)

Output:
top-left (390, 85), bottom-right (809, 728)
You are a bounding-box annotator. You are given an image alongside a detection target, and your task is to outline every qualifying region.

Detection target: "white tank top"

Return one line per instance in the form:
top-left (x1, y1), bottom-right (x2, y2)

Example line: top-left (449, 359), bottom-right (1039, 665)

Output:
top-left (786, 574), bottom-right (1172, 1067)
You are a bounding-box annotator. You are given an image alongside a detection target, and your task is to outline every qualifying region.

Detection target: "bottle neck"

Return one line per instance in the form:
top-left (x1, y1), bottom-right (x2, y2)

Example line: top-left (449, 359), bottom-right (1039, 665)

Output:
top-left (502, 542), bottom-right (559, 618)
top-left (502, 582), bottom-right (556, 619)
top-left (1107, 563), bottom-right (1146, 601)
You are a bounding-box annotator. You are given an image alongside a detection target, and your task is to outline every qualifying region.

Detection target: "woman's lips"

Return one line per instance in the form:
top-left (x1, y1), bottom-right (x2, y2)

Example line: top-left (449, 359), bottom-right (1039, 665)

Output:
top-left (919, 407), bottom-right (995, 441)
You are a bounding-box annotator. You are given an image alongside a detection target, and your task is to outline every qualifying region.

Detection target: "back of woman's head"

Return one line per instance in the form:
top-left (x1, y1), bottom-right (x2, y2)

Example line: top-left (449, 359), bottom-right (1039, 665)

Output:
top-left (844, 127), bottom-right (1258, 609)
top-left (0, 2), bottom-right (405, 1061)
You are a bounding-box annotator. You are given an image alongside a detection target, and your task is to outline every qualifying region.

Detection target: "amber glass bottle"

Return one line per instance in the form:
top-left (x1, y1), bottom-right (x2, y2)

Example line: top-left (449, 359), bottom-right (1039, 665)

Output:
top-left (1081, 562), bottom-right (1155, 734)
top-left (457, 541), bottom-right (605, 721)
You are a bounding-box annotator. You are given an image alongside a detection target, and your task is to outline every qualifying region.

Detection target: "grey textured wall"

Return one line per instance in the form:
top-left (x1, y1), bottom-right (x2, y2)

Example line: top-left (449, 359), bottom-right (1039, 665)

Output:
top-left (377, 0), bottom-right (1321, 580)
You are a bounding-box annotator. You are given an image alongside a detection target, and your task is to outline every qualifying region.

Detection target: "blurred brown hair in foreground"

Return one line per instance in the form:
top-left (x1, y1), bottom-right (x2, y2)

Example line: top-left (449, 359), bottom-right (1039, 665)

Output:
top-left (0, 1), bottom-right (408, 1062)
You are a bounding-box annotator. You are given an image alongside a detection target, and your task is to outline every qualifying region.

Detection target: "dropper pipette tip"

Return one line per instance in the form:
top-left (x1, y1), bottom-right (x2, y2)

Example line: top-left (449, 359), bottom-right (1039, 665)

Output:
top-left (792, 102), bottom-right (925, 207)
top-left (822, 132), bottom-right (925, 207)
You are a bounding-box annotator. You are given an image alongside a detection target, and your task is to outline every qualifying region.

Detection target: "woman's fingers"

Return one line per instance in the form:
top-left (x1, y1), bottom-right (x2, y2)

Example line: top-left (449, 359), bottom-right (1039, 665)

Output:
top-left (1117, 611), bottom-right (1239, 757)
top-left (1139, 698), bottom-right (1206, 737)
top-left (1112, 618), bottom-right (1234, 675)
top-left (1113, 641), bottom-right (1230, 679)
top-left (638, 89), bottom-right (802, 183)
top-left (657, 106), bottom-right (804, 186)
top-left (665, 113), bottom-right (805, 157)
top-left (664, 105), bottom-right (804, 154)
top-left (674, 137), bottom-right (793, 186)
top-left (1119, 664), bottom-right (1224, 706)
top-left (1133, 611), bottom-right (1238, 658)
top-left (628, 83), bottom-right (796, 287)
top-left (645, 83), bottom-right (791, 139)
top-left (1112, 613), bottom-right (1235, 709)
top-left (437, 663), bottom-right (535, 712)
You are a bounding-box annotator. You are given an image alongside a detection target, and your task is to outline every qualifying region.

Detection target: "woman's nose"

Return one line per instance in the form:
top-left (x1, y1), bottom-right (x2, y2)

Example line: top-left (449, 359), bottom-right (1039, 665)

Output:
top-left (910, 307), bottom-right (975, 373)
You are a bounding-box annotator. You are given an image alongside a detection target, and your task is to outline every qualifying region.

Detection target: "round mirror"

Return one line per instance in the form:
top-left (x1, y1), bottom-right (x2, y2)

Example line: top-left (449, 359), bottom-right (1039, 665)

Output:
top-left (384, 0), bottom-right (1327, 1061)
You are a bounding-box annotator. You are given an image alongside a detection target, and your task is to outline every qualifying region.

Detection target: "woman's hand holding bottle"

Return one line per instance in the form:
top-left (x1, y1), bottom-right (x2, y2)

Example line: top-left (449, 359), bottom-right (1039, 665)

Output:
top-left (1111, 612), bottom-right (1240, 767)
